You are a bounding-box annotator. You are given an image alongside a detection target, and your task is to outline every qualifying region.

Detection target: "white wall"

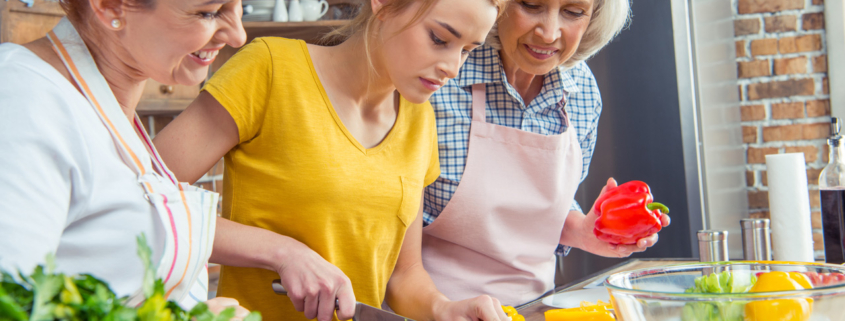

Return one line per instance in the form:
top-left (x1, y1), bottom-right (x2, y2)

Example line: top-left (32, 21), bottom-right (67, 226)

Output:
top-left (674, 0), bottom-right (749, 259)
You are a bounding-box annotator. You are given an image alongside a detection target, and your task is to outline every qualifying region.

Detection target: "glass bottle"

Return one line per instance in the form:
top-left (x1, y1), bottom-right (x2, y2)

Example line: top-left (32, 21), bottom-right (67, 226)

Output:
top-left (819, 117), bottom-right (845, 263)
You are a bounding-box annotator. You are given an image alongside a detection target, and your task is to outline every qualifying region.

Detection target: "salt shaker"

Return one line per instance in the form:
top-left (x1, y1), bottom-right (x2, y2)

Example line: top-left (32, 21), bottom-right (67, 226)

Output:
top-left (740, 218), bottom-right (772, 261)
top-left (698, 230), bottom-right (729, 262)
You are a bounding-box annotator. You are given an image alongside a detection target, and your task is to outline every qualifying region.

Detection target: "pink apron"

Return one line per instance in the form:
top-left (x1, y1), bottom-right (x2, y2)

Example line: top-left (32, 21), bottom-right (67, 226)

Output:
top-left (422, 83), bottom-right (583, 306)
top-left (47, 18), bottom-right (218, 308)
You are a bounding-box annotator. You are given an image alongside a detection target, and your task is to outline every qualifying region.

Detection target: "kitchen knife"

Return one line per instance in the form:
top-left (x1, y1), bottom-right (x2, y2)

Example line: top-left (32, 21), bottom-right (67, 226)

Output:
top-left (271, 279), bottom-right (413, 321)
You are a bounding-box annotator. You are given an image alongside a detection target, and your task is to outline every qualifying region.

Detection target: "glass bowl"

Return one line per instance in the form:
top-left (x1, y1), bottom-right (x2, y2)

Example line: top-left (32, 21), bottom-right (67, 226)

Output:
top-left (604, 261), bottom-right (845, 321)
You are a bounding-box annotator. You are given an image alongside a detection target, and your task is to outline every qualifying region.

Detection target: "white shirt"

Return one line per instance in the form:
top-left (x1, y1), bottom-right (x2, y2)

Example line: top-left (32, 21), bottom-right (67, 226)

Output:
top-left (0, 43), bottom-right (164, 297)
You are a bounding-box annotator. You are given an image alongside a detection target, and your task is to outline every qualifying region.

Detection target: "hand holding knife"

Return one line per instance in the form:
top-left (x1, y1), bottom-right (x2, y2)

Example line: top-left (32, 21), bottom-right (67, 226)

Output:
top-left (272, 279), bottom-right (414, 321)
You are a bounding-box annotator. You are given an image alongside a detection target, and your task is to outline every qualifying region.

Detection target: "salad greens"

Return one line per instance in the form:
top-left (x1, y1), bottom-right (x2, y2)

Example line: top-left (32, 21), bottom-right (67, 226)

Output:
top-left (681, 271), bottom-right (757, 321)
top-left (0, 234), bottom-right (261, 321)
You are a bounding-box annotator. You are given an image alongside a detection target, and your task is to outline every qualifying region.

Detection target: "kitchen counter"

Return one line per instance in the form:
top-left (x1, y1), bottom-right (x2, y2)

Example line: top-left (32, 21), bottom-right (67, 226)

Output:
top-left (516, 258), bottom-right (697, 320)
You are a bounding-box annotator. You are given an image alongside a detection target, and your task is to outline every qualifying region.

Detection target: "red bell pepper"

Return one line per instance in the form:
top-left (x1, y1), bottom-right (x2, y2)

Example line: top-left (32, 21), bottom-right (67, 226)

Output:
top-left (592, 180), bottom-right (669, 245)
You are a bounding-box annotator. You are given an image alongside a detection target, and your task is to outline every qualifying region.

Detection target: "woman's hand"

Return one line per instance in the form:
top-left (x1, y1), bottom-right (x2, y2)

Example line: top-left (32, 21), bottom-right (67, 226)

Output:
top-left (273, 240), bottom-right (356, 321)
top-left (570, 178), bottom-right (671, 258)
top-left (206, 297), bottom-right (250, 320)
top-left (210, 218), bottom-right (356, 321)
top-left (432, 295), bottom-right (511, 321)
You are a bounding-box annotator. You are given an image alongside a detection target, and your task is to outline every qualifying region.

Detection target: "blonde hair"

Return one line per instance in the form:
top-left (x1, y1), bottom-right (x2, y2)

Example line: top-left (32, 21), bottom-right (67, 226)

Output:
top-left (488, 0), bottom-right (631, 69)
top-left (325, 0), bottom-right (506, 43)
top-left (322, 0), bottom-right (506, 74)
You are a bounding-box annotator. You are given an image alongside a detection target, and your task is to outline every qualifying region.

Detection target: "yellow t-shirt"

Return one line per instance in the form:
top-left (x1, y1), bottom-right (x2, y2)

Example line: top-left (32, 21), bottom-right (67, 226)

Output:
top-left (203, 37), bottom-right (440, 320)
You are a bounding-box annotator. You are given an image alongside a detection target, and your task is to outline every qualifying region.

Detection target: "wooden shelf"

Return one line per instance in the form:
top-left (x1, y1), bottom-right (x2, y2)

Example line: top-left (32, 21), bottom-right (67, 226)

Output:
top-left (242, 20), bottom-right (348, 42)
top-left (243, 20), bottom-right (348, 29)
top-left (0, 0), bottom-right (64, 44)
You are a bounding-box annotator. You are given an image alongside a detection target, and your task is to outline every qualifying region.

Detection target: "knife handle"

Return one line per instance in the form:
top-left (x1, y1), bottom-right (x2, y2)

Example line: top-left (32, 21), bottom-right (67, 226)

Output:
top-left (271, 279), bottom-right (340, 308)
top-left (271, 279), bottom-right (288, 295)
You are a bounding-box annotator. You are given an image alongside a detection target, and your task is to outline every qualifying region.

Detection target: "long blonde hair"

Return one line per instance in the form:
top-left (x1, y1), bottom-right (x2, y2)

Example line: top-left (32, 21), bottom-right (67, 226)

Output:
top-left (323, 0), bottom-right (506, 77)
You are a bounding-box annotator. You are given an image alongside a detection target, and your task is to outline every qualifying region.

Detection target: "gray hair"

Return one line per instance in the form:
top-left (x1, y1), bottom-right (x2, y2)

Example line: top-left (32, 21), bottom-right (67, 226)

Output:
top-left (487, 0), bottom-right (631, 69)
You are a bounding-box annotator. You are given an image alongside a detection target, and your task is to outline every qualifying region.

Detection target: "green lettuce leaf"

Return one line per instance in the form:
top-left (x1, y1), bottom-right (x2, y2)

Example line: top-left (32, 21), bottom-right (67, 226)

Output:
top-left (681, 271), bottom-right (757, 321)
top-left (0, 233), bottom-right (262, 321)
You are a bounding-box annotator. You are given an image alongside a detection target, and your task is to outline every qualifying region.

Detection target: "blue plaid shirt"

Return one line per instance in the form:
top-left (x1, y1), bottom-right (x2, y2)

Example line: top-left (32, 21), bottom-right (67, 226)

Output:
top-left (423, 45), bottom-right (603, 256)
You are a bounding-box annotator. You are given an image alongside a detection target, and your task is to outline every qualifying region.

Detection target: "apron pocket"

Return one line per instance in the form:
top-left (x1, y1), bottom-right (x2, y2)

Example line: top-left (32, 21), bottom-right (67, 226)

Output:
top-left (397, 176), bottom-right (422, 227)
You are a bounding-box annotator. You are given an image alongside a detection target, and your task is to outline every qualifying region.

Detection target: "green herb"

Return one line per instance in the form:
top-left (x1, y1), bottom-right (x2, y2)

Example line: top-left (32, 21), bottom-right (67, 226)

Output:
top-left (681, 271), bottom-right (757, 321)
top-left (0, 234), bottom-right (262, 321)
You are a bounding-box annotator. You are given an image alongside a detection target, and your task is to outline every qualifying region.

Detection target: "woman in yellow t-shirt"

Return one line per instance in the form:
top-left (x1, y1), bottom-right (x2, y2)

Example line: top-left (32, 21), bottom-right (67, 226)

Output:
top-left (153, 0), bottom-right (506, 320)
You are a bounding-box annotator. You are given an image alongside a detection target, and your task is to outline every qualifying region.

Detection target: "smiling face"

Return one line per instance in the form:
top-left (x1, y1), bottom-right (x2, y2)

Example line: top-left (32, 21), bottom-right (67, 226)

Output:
top-left (374, 0), bottom-right (498, 104)
top-left (119, 0), bottom-right (247, 86)
top-left (497, 0), bottom-right (594, 75)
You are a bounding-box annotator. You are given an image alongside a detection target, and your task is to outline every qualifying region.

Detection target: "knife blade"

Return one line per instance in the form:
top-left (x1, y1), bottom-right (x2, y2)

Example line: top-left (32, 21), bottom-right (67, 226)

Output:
top-left (271, 279), bottom-right (413, 321)
top-left (352, 303), bottom-right (410, 321)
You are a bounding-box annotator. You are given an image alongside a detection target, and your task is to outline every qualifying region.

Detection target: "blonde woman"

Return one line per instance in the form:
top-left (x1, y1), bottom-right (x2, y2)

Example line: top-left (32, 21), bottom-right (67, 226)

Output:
top-left (153, 0), bottom-right (508, 320)
top-left (422, 0), bottom-right (671, 305)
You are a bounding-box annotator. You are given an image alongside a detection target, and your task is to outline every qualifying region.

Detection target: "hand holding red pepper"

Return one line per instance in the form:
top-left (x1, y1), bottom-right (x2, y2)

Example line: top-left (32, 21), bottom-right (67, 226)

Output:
top-left (561, 178), bottom-right (669, 257)
top-left (592, 180), bottom-right (669, 245)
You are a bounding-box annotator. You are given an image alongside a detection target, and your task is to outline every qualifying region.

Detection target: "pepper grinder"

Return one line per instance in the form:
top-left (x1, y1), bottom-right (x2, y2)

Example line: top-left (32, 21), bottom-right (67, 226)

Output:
top-left (288, 0), bottom-right (303, 22)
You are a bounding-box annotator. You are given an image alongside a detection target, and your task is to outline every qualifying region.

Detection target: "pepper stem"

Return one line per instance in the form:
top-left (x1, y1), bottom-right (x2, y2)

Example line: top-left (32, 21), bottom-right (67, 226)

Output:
top-left (647, 202), bottom-right (670, 214)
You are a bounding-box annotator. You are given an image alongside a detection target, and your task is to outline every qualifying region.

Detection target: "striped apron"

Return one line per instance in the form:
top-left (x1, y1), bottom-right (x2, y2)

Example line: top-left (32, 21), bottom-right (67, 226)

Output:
top-left (47, 18), bottom-right (219, 308)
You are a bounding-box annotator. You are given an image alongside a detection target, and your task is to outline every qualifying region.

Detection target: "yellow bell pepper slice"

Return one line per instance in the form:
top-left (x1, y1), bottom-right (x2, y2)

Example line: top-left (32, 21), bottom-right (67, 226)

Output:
top-left (580, 299), bottom-right (613, 310)
top-left (787, 272), bottom-right (813, 289)
top-left (545, 300), bottom-right (615, 321)
top-left (501, 306), bottom-right (525, 321)
top-left (744, 271), bottom-right (813, 321)
top-left (745, 298), bottom-right (812, 321)
top-left (545, 308), bottom-right (615, 321)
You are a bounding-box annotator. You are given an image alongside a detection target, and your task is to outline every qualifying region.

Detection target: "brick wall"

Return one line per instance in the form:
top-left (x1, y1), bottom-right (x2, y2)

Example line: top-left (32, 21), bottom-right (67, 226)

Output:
top-left (734, 0), bottom-right (830, 259)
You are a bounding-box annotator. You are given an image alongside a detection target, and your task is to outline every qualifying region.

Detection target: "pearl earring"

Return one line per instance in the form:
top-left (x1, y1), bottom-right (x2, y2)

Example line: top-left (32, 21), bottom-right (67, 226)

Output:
top-left (111, 19), bottom-right (122, 29)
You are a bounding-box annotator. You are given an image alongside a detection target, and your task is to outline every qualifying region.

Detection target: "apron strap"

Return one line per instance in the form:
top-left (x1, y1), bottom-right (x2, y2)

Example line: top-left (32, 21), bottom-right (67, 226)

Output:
top-left (47, 18), bottom-right (164, 186)
top-left (471, 84), bottom-right (487, 123)
top-left (133, 116), bottom-right (179, 185)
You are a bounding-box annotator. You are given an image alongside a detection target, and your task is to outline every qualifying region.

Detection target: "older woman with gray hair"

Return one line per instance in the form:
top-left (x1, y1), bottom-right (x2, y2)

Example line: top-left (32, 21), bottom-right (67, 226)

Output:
top-left (421, 0), bottom-right (670, 305)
